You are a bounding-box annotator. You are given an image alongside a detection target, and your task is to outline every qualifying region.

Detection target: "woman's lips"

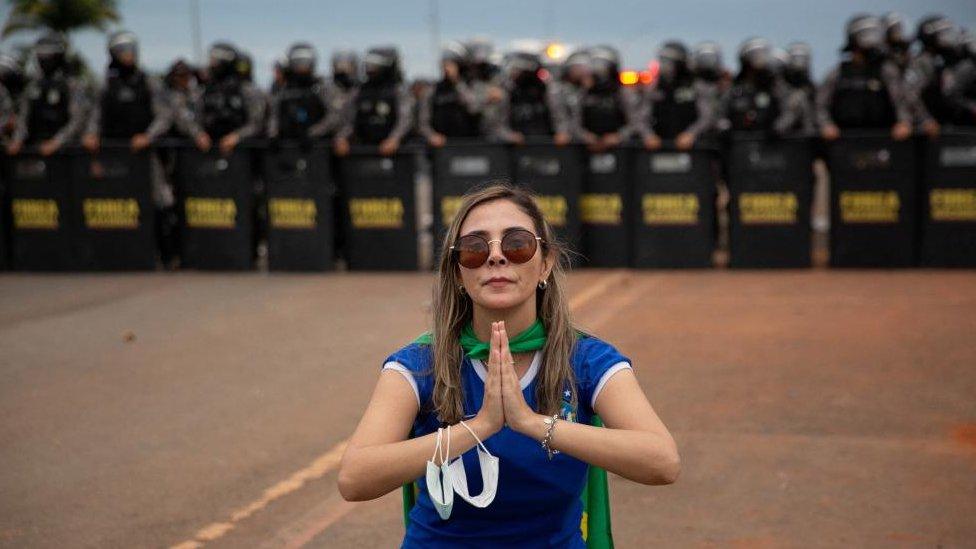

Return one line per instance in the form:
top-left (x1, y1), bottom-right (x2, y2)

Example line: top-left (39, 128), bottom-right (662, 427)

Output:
top-left (485, 277), bottom-right (514, 287)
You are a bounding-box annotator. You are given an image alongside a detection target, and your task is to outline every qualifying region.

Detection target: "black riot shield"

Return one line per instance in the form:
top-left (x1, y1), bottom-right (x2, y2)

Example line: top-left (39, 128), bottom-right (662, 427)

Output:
top-left (919, 129), bottom-right (976, 267)
top-left (176, 148), bottom-right (254, 270)
top-left (4, 152), bottom-right (78, 270)
top-left (511, 142), bottom-right (584, 265)
top-left (0, 164), bottom-right (6, 270)
top-left (338, 147), bottom-right (418, 270)
top-left (264, 144), bottom-right (335, 271)
top-left (71, 145), bottom-right (156, 270)
top-left (825, 133), bottom-right (917, 267)
top-left (430, 141), bottom-right (510, 245)
top-left (580, 147), bottom-right (632, 267)
top-left (631, 147), bottom-right (717, 268)
top-left (727, 134), bottom-right (814, 268)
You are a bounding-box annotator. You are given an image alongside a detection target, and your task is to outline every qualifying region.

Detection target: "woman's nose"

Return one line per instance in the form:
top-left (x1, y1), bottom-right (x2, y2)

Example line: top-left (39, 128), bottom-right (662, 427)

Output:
top-left (487, 240), bottom-right (506, 266)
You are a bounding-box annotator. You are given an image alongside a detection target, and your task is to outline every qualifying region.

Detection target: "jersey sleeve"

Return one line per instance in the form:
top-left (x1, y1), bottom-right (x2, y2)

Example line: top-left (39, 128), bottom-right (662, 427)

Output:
top-left (575, 336), bottom-right (633, 413)
top-left (380, 342), bottom-right (435, 410)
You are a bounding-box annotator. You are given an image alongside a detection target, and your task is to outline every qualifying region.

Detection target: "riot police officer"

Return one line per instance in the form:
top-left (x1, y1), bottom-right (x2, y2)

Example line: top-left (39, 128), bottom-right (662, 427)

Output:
top-left (945, 32), bottom-right (976, 126)
top-left (488, 50), bottom-right (570, 145)
top-left (329, 50), bottom-right (359, 104)
top-left (575, 45), bottom-right (639, 151)
top-left (642, 40), bottom-right (715, 150)
top-left (418, 42), bottom-right (483, 146)
top-left (883, 12), bottom-right (913, 74)
top-left (817, 15), bottom-right (913, 141)
top-left (175, 42), bottom-right (265, 154)
top-left (0, 53), bottom-right (25, 103)
top-left (691, 41), bottom-right (729, 112)
top-left (237, 52), bottom-right (254, 83)
top-left (0, 80), bottom-right (10, 139)
top-left (783, 42), bottom-right (816, 121)
top-left (552, 48), bottom-right (592, 141)
top-left (79, 30), bottom-right (179, 266)
top-left (82, 31), bottom-right (172, 153)
top-left (6, 32), bottom-right (88, 157)
top-left (266, 42), bottom-right (343, 142)
top-left (720, 37), bottom-right (812, 136)
top-left (906, 15), bottom-right (962, 136)
top-left (0, 52), bottom-right (25, 143)
top-left (334, 46), bottom-right (413, 156)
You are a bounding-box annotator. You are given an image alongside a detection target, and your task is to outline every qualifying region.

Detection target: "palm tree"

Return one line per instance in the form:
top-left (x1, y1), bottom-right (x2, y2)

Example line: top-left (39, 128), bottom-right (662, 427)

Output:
top-left (2, 0), bottom-right (120, 39)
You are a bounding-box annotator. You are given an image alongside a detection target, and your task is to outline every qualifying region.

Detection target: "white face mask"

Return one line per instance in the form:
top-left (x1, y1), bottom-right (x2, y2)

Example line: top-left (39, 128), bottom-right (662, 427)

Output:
top-left (448, 420), bottom-right (499, 508)
top-left (426, 426), bottom-right (454, 520)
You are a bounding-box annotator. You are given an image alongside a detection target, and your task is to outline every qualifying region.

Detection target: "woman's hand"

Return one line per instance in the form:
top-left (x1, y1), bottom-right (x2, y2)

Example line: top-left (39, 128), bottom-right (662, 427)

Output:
top-left (498, 321), bottom-right (540, 436)
top-left (472, 321), bottom-right (505, 439)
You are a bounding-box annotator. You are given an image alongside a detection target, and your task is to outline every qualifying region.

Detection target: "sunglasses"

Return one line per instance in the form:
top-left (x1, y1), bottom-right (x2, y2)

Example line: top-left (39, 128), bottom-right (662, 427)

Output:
top-left (450, 228), bottom-right (544, 269)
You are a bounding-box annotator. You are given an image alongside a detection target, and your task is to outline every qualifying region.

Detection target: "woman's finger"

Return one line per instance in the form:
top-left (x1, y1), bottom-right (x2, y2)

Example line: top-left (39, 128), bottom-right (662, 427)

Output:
top-left (499, 322), bottom-right (513, 365)
top-left (489, 322), bottom-right (498, 370)
top-left (488, 328), bottom-right (499, 383)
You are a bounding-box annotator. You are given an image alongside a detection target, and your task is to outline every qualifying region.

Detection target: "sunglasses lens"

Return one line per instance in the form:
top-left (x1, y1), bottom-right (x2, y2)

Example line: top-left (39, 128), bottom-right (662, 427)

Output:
top-left (502, 230), bottom-right (538, 264)
top-left (455, 236), bottom-right (489, 268)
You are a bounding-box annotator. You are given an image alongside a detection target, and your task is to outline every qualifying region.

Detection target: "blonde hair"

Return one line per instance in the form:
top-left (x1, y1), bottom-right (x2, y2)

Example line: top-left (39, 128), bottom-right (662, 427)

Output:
top-left (427, 181), bottom-right (579, 423)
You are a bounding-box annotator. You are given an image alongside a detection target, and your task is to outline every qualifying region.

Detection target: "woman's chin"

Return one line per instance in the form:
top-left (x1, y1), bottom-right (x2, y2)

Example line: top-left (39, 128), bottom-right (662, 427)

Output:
top-left (474, 290), bottom-right (526, 310)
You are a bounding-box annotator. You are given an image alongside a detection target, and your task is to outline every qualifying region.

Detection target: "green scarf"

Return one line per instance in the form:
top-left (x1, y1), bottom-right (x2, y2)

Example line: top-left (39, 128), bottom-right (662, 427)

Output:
top-left (412, 319), bottom-right (548, 360)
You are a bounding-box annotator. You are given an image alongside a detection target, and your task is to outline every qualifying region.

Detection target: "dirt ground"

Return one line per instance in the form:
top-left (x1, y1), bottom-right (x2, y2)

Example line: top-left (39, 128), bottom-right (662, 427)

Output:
top-left (0, 269), bottom-right (974, 548)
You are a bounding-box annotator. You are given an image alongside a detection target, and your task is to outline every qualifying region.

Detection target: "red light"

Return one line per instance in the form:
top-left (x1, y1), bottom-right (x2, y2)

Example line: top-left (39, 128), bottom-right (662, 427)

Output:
top-left (538, 68), bottom-right (551, 81)
top-left (647, 59), bottom-right (660, 84)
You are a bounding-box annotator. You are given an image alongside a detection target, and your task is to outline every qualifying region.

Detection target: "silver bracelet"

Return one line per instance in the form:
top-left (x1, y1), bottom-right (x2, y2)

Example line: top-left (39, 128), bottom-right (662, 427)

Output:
top-left (541, 413), bottom-right (559, 460)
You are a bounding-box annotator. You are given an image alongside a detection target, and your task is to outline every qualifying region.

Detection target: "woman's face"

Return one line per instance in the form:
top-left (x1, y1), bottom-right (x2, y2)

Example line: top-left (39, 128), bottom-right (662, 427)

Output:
top-left (455, 199), bottom-right (551, 311)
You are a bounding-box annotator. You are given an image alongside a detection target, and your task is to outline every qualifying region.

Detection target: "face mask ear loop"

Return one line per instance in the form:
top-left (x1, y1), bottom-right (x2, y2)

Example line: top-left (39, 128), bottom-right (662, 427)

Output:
top-left (432, 427), bottom-right (443, 465)
top-left (457, 420), bottom-right (493, 457)
top-left (442, 424), bottom-right (452, 465)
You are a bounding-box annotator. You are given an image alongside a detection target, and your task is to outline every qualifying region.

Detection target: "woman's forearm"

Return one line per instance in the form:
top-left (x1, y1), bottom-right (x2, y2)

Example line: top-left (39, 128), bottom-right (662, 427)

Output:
top-left (515, 414), bottom-right (680, 485)
top-left (338, 416), bottom-right (494, 501)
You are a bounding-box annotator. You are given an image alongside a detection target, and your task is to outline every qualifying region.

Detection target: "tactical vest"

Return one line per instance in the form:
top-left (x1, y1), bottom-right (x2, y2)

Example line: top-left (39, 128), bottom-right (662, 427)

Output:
top-left (920, 58), bottom-right (949, 123)
top-left (582, 87), bottom-right (626, 135)
top-left (354, 82), bottom-right (399, 144)
top-left (508, 83), bottom-right (553, 136)
top-left (101, 70), bottom-right (153, 139)
top-left (26, 75), bottom-right (70, 142)
top-left (278, 80), bottom-right (326, 138)
top-left (829, 61), bottom-right (896, 129)
top-left (952, 63), bottom-right (976, 126)
top-left (651, 78), bottom-right (699, 138)
top-left (430, 80), bottom-right (480, 137)
top-left (202, 78), bottom-right (248, 139)
top-left (726, 81), bottom-right (781, 132)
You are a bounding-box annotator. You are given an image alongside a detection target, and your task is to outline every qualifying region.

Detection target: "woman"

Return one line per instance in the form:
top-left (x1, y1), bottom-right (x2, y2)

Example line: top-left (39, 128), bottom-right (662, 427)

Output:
top-left (337, 183), bottom-right (680, 547)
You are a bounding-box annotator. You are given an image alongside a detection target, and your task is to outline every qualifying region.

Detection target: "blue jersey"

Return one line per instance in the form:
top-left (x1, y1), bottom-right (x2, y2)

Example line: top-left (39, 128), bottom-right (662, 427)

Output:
top-left (382, 333), bottom-right (632, 548)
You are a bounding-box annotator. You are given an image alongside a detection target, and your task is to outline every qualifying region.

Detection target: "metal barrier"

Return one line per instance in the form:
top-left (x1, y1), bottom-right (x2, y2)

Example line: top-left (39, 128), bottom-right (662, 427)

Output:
top-left (727, 134), bottom-right (814, 268)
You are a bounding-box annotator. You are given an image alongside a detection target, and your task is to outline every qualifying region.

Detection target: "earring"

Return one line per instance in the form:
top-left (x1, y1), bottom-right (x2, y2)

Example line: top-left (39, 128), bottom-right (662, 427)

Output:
top-left (458, 284), bottom-right (467, 294)
top-left (538, 280), bottom-right (548, 290)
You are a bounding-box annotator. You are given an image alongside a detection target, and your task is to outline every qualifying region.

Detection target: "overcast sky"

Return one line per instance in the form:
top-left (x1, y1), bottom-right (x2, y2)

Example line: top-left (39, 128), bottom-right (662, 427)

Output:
top-left (1, 0), bottom-right (974, 86)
